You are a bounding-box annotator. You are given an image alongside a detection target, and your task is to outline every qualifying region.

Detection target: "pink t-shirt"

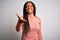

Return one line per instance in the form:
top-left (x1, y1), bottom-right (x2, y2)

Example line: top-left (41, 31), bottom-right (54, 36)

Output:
top-left (21, 16), bottom-right (41, 40)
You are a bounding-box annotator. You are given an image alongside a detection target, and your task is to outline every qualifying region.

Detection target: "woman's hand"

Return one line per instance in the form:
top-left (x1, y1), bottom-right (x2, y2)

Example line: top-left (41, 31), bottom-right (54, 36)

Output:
top-left (16, 13), bottom-right (27, 32)
top-left (16, 13), bottom-right (27, 23)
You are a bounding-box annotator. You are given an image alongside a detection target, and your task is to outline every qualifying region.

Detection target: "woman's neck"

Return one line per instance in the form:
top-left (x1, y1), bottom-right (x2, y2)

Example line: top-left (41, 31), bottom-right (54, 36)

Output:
top-left (28, 13), bottom-right (34, 18)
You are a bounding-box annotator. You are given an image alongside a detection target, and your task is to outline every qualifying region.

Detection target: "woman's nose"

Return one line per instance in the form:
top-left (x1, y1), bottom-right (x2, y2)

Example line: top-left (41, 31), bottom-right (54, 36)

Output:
top-left (28, 6), bottom-right (31, 9)
top-left (28, 6), bottom-right (30, 9)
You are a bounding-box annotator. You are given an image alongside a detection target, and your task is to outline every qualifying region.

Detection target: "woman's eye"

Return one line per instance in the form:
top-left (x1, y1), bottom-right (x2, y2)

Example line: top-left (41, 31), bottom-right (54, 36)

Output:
top-left (26, 6), bottom-right (28, 8)
top-left (30, 5), bottom-right (32, 7)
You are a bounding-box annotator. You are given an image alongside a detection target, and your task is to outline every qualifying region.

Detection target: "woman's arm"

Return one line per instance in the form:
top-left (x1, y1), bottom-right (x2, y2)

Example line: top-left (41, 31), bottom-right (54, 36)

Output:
top-left (16, 19), bottom-right (22, 32)
top-left (38, 29), bottom-right (42, 40)
top-left (16, 13), bottom-right (26, 32)
top-left (37, 17), bottom-right (42, 40)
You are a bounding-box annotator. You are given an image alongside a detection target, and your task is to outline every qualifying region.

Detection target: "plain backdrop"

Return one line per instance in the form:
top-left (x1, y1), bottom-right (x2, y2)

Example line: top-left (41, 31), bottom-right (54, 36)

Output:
top-left (0, 0), bottom-right (60, 40)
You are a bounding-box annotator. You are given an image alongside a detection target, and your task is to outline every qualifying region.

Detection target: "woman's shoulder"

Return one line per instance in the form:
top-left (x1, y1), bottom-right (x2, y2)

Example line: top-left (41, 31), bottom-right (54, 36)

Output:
top-left (35, 16), bottom-right (41, 22)
top-left (35, 16), bottom-right (41, 24)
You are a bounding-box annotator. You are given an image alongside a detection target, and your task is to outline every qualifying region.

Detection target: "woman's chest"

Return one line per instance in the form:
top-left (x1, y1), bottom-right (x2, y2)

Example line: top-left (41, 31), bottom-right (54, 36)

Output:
top-left (28, 18), bottom-right (40, 29)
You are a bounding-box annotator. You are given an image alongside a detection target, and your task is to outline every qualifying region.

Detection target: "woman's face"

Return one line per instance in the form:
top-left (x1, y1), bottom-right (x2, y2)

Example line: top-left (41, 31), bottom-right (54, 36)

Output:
top-left (26, 2), bottom-right (34, 14)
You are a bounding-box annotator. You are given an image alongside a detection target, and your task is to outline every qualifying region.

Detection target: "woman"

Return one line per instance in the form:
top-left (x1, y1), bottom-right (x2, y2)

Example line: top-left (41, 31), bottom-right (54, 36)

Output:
top-left (16, 1), bottom-right (42, 40)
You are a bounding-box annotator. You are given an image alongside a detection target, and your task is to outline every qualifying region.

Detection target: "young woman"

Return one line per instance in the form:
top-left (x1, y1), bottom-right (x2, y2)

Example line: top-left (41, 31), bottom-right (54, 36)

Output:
top-left (16, 1), bottom-right (42, 40)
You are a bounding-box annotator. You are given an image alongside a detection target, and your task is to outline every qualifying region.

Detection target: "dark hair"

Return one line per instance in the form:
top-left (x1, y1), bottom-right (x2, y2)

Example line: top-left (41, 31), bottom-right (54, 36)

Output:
top-left (23, 1), bottom-right (36, 35)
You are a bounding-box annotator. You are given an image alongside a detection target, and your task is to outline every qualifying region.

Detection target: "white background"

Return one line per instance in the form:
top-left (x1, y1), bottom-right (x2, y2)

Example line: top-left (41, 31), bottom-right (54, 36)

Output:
top-left (0, 0), bottom-right (60, 40)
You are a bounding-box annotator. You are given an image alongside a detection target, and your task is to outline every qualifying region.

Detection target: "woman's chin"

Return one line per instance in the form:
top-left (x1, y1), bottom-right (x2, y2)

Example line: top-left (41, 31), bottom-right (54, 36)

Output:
top-left (28, 12), bottom-right (33, 14)
top-left (26, 10), bottom-right (33, 14)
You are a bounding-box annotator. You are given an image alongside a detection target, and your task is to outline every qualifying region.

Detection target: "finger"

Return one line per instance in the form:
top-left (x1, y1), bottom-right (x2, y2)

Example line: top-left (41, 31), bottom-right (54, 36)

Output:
top-left (16, 13), bottom-right (21, 19)
top-left (22, 19), bottom-right (27, 22)
top-left (16, 13), bottom-right (27, 22)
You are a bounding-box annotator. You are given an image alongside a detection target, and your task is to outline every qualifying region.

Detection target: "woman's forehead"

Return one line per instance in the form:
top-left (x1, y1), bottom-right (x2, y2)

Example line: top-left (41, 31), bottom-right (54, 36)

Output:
top-left (26, 2), bottom-right (33, 6)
